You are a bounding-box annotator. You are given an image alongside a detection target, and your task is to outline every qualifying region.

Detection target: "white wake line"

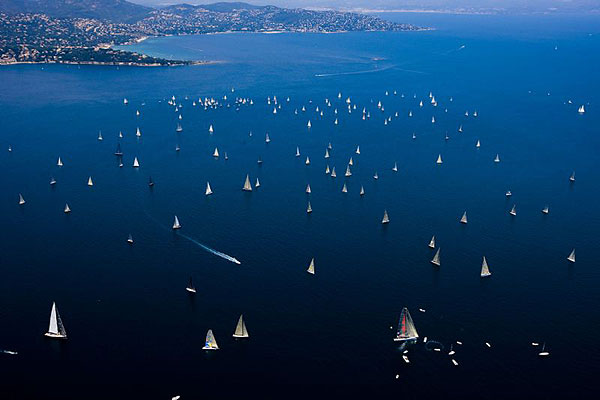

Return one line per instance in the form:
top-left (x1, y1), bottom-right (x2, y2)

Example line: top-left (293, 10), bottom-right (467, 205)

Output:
top-left (315, 64), bottom-right (426, 77)
top-left (176, 232), bottom-right (241, 265)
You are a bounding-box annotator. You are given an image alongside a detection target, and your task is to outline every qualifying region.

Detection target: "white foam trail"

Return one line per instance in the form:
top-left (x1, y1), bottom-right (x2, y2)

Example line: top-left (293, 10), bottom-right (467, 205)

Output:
top-left (1, 350), bottom-right (18, 355)
top-left (315, 64), bottom-right (397, 77)
top-left (177, 232), bottom-right (241, 265)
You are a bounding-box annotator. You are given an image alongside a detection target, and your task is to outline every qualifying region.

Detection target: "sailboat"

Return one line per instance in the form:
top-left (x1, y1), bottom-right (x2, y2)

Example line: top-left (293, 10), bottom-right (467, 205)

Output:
top-left (64, 203), bottom-right (71, 213)
top-left (538, 343), bottom-right (550, 356)
top-left (57, 157), bottom-right (63, 167)
top-left (265, 133), bottom-right (271, 143)
top-left (460, 211), bottom-right (468, 224)
top-left (255, 178), bottom-right (260, 188)
top-left (307, 258), bottom-right (315, 274)
top-left (476, 140), bottom-right (481, 148)
top-left (148, 176), bottom-right (154, 187)
top-left (325, 165), bottom-right (330, 174)
top-left (341, 183), bottom-right (348, 193)
top-left (87, 177), bottom-right (94, 186)
top-left (436, 154), bottom-right (443, 164)
top-left (242, 174), bottom-right (252, 191)
top-left (127, 234), bottom-right (134, 244)
top-left (542, 205), bottom-right (549, 214)
top-left (44, 302), bottom-right (67, 339)
top-left (506, 190), bottom-right (512, 197)
top-left (97, 131), bottom-right (103, 141)
top-left (331, 167), bottom-right (337, 178)
top-left (578, 105), bottom-right (585, 114)
top-left (172, 215), bottom-right (181, 230)
top-left (348, 157), bottom-right (353, 166)
top-left (509, 205), bottom-right (517, 216)
top-left (392, 162), bottom-right (398, 172)
top-left (307, 201), bottom-right (312, 213)
top-left (306, 184), bottom-right (311, 194)
top-left (123, 98), bottom-right (128, 105)
top-left (569, 171), bottom-right (575, 182)
top-left (186, 277), bottom-right (196, 293)
top-left (176, 123), bottom-right (183, 132)
top-left (458, 125), bottom-right (463, 133)
top-left (233, 315), bottom-right (249, 338)
top-left (50, 177), bottom-right (57, 185)
top-left (18, 193), bottom-right (25, 205)
top-left (382, 210), bottom-right (390, 224)
top-left (208, 124), bottom-right (214, 134)
top-left (494, 154), bottom-right (500, 163)
top-left (307, 120), bottom-right (311, 128)
top-left (133, 157), bottom-right (140, 168)
top-left (356, 146), bottom-right (360, 155)
top-left (136, 127), bottom-right (141, 137)
top-left (480, 256), bottom-right (491, 277)
top-left (205, 182), bottom-right (213, 195)
top-left (324, 148), bottom-right (330, 159)
top-left (360, 185), bottom-right (365, 196)
top-left (345, 165), bottom-right (352, 177)
top-left (305, 156), bottom-right (311, 165)
top-left (394, 308), bottom-right (418, 342)
top-left (119, 131), bottom-right (123, 138)
top-left (202, 329), bottom-right (219, 350)
top-left (114, 143), bottom-right (123, 156)
top-left (567, 249), bottom-right (576, 263)
top-left (428, 236), bottom-right (435, 249)
top-left (296, 146), bottom-right (300, 157)
top-left (431, 248), bottom-right (441, 266)
top-left (213, 147), bottom-right (219, 158)
top-left (373, 171), bottom-right (378, 180)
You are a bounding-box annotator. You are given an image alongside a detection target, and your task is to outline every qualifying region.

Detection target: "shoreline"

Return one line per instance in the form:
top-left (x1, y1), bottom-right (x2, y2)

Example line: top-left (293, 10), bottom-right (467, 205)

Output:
top-left (0, 60), bottom-right (220, 67)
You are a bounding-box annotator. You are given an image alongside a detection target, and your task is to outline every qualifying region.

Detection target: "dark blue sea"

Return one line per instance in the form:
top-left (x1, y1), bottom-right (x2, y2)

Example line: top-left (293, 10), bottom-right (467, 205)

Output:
top-left (1, 12), bottom-right (599, 399)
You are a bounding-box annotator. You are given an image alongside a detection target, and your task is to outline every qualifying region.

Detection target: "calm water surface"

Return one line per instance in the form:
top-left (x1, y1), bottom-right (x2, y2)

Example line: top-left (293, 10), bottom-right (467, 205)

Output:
top-left (0, 13), bottom-right (599, 399)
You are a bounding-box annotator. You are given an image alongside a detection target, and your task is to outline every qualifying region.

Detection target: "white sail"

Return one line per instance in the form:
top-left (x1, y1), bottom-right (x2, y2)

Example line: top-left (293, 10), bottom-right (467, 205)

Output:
top-left (136, 127), bottom-right (141, 137)
top-left (213, 147), bottom-right (219, 157)
top-left (296, 146), bottom-right (300, 157)
top-left (509, 205), bottom-right (517, 216)
top-left (64, 203), bottom-right (71, 213)
top-left (233, 315), bottom-right (249, 338)
top-left (356, 146), bottom-right (360, 155)
top-left (460, 211), bottom-right (468, 224)
top-left (202, 329), bottom-right (219, 350)
top-left (133, 157), bottom-right (140, 168)
top-left (345, 165), bottom-right (352, 177)
top-left (542, 206), bottom-right (549, 214)
top-left (205, 182), bottom-right (213, 195)
top-left (18, 193), bottom-right (25, 205)
top-left (373, 172), bottom-right (378, 180)
top-left (45, 302), bottom-right (67, 339)
top-left (331, 167), bottom-right (337, 178)
top-left (570, 172), bottom-right (575, 182)
top-left (306, 184), bottom-right (311, 194)
top-left (255, 178), bottom-right (260, 188)
top-left (394, 307), bottom-right (418, 341)
top-left (173, 215), bottom-right (181, 230)
top-left (307, 120), bottom-right (311, 128)
top-left (307, 258), bottom-right (315, 274)
top-left (242, 174), bottom-right (252, 191)
top-left (87, 176), bottom-right (94, 186)
top-left (382, 210), bottom-right (390, 224)
top-left (341, 183), bottom-right (348, 193)
top-left (578, 105), bottom-right (585, 114)
top-left (567, 249), bottom-right (576, 263)
top-left (349, 157), bottom-right (353, 166)
top-left (431, 248), bottom-right (441, 266)
top-left (481, 256), bottom-right (491, 277)
top-left (57, 157), bottom-right (63, 167)
top-left (429, 236), bottom-right (435, 249)
top-left (360, 185), bottom-right (365, 196)
top-left (307, 201), bottom-right (312, 213)
top-left (324, 149), bottom-right (330, 158)
top-left (265, 133), bottom-right (271, 143)
top-left (494, 154), bottom-right (500, 163)
top-left (436, 154), bottom-right (443, 164)
top-left (392, 162), bottom-right (398, 172)
top-left (325, 165), bottom-right (330, 174)
top-left (305, 156), bottom-right (310, 165)
top-left (97, 131), bottom-right (103, 141)
top-left (476, 140), bottom-right (481, 148)
top-left (208, 124), bottom-right (214, 133)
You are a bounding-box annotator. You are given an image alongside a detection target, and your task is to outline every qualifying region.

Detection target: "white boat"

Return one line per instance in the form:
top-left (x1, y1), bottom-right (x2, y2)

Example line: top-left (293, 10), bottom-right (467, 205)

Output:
top-left (305, 156), bottom-right (311, 165)
top-left (451, 359), bottom-right (459, 366)
top-left (133, 157), bottom-right (140, 168)
top-left (202, 329), bottom-right (219, 350)
top-left (64, 203), bottom-right (71, 213)
top-left (136, 127), bottom-right (141, 137)
top-left (307, 258), bottom-right (315, 274)
top-left (331, 167), bottom-right (337, 178)
top-left (341, 183), bottom-right (348, 193)
top-left (360, 185), bottom-right (365, 196)
top-left (306, 184), bottom-right (311, 194)
top-left (538, 343), bottom-right (550, 356)
top-left (242, 174), bottom-right (252, 191)
top-left (542, 206), bottom-right (549, 214)
top-left (123, 98), bottom-right (128, 105)
top-left (567, 249), bottom-right (576, 263)
top-left (255, 178), bottom-right (260, 188)
top-left (436, 154), bottom-right (443, 164)
top-left (208, 125), bottom-right (214, 134)
top-left (476, 140), bottom-right (481, 148)
top-left (392, 162), bottom-right (398, 172)
top-left (325, 165), bottom-right (330, 174)
top-left (460, 211), bottom-right (468, 224)
top-left (296, 147), bottom-right (300, 157)
top-left (97, 131), bottom-right (103, 141)
top-left (18, 193), bottom-right (25, 205)
top-left (494, 154), bottom-right (500, 163)
top-left (569, 171), bottom-right (575, 182)
top-left (307, 120), bottom-right (311, 128)
top-left (345, 165), bottom-right (352, 177)
top-left (509, 205), bottom-right (517, 216)
top-left (44, 302), bottom-right (67, 339)
top-left (402, 355), bottom-right (410, 363)
top-left (394, 307), bottom-right (419, 342)
top-left (57, 157), bottom-right (63, 167)
top-left (578, 105), bottom-right (585, 114)
top-left (382, 210), bottom-right (390, 224)
top-left (172, 215), bottom-right (181, 230)
top-left (348, 157), bottom-right (353, 166)
top-left (373, 172), bottom-right (378, 180)
top-left (506, 191), bottom-right (512, 197)
top-left (186, 277), bottom-right (196, 293)
top-left (356, 146), bottom-right (360, 155)
top-left (265, 133), bottom-right (271, 143)
top-left (448, 344), bottom-right (455, 356)
top-left (480, 256), bottom-right (491, 277)
top-left (87, 177), bottom-right (94, 187)
top-left (428, 236), bottom-right (435, 249)
top-left (205, 182), bottom-right (213, 196)
top-left (212, 147), bottom-right (219, 158)
top-left (233, 314), bottom-right (249, 338)
top-left (324, 149), bottom-right (330, 159)
top-left (307, 201), bottom-right (312, 214)
top-left (431, 248), bottom-right (441, 266)
top-left (127, 234), bottom-right (134, 244)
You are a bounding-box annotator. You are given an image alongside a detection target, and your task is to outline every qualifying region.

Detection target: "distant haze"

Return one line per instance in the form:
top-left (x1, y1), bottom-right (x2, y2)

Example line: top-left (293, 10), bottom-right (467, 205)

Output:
top-left (129, 0), bottom-right (600, 13)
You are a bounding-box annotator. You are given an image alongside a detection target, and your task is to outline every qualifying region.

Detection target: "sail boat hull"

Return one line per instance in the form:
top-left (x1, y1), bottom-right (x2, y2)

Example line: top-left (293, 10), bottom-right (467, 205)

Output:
top-left (44, 332), bottom-right (67, 339)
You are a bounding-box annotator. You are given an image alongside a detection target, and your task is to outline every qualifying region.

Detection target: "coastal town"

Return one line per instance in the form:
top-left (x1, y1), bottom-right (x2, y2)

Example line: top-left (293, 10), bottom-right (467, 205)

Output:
top-left (0, 4), bottom-right (421, 66)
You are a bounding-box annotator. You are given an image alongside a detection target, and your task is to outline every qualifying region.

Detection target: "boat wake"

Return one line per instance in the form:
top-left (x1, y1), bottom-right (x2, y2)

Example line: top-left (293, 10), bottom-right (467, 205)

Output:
top-left (175, 232), bottom-right (241, 265)
top-left (315, 64), bottom-right (398, 77)
top-left (1, 349), bottom-right (18, 355)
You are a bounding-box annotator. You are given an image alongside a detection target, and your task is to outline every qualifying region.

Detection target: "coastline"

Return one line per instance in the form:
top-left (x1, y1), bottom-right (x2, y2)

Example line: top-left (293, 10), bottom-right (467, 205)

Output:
top-left (0, 59), bottom-right (220, 67)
